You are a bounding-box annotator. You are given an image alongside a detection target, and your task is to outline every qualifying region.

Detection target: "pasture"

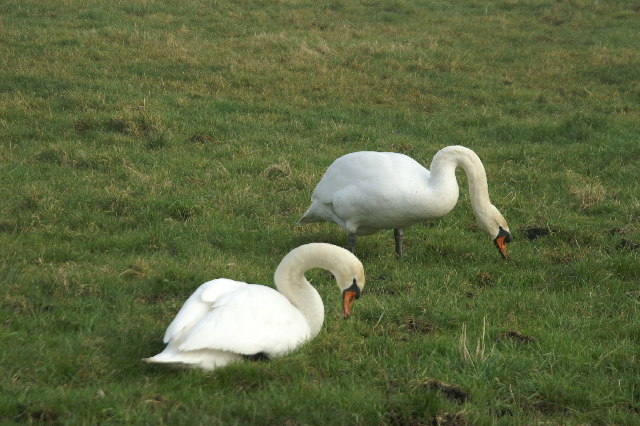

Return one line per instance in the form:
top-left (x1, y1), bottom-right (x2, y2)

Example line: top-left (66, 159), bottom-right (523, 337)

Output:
top-left (1, 0), bottom-right (639, 423)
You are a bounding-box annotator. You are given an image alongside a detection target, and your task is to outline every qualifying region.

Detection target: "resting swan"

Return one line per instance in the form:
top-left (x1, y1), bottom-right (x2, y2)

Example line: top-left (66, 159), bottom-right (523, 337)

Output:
top-left (299, 145), bottom-right (512, 258)
top-left (143, 243), bottom-right (365, 371)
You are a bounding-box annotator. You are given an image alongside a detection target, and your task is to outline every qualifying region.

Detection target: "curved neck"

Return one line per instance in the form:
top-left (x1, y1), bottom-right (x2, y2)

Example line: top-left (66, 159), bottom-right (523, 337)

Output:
top-left (273, 244), bottom-right (349, 338)
top-left (429, 145), bottom-right (492, 215)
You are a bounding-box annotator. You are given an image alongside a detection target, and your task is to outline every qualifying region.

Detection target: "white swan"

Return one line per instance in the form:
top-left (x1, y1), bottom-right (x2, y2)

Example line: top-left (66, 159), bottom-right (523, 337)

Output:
top-left (299, 145), bottom-right (512, 258)
top-left (143, 243), bottom-right (365, 371)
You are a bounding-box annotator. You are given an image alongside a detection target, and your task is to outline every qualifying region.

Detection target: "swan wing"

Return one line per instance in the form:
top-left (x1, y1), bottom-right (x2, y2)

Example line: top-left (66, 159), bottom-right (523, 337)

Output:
top-left (176, 284), bottom-right (311, 357)
top-left (312, 152), bottom-right (429, 200)
top-left (162, 278), bottom-right (246, 344)
top-left (305, 152), bottom-right (432, 231)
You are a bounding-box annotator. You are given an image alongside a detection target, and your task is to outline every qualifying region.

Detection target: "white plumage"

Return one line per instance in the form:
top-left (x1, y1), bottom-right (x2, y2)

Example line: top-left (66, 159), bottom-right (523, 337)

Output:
top-left (143, 243), bottom-right (365, 371)
top-left (299, 145), bottom-right (512, 258)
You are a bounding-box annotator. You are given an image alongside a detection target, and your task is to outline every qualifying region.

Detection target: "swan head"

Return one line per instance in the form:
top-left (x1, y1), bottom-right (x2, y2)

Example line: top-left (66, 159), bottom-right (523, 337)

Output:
top-left (310, 243), bottom-right (364, 319)
top-left (476, 204), bottom-right (512, 259)
top-left (335, 254), bottom-right (365, 319)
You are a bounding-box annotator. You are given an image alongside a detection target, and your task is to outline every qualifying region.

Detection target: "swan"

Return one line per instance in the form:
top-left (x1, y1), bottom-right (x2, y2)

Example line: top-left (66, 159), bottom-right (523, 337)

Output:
top-left (143, 243), bottom-right (365, 371)
top-left (299, 145), bottom-right (512, 258)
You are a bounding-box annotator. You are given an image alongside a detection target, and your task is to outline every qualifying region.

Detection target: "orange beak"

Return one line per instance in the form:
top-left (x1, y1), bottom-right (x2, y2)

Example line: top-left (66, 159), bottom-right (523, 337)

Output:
top-left (494, 235), bottom-right (509, 259)
top-left (342, 290), bottom-right (358, 318)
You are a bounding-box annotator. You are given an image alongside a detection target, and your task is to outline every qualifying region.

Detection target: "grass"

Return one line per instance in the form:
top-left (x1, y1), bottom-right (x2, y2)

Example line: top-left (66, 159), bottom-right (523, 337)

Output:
top-left (1, 0), bottom-right (639, 423)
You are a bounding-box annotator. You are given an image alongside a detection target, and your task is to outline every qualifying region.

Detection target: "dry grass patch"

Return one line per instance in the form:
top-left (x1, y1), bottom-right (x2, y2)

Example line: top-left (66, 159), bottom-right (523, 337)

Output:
top-left (261, 160), bottom-right (292, 179)
top-left (565, 170), bottom-right (607, 209)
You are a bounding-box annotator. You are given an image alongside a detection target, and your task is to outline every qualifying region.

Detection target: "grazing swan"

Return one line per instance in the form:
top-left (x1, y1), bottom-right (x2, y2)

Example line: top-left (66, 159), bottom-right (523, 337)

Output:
top-left (143, 243), bottom-right (365, 371)
top-left (299, 145), bottom-right (512, 258)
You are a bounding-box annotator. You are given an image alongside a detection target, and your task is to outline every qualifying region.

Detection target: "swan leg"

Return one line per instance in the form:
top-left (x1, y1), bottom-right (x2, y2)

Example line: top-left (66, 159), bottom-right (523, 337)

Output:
top-left (394, 229), bottom-right (403, 258)
top-left (242, 352), bottom-right (270, 362)
top-left (347, 233), bottom-right (356, 252)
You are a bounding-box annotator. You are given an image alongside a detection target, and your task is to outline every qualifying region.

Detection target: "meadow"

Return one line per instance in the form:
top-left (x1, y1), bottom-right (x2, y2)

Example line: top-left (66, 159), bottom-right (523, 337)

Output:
top-left (1, 0), bottom-right (639, 424)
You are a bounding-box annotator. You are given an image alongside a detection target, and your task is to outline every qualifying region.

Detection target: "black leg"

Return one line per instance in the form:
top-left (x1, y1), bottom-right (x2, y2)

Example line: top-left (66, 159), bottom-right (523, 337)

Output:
top-left (348, 233), bottom-right (356, 252)
top-left (242, 352), bottom-right (270, 362)
top-left (394, 228), bottom-right (403, 258)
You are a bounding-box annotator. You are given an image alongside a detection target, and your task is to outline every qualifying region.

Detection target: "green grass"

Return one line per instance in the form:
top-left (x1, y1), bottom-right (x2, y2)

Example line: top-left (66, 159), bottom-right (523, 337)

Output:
top-left (1, 0), bottom-right (639, 423)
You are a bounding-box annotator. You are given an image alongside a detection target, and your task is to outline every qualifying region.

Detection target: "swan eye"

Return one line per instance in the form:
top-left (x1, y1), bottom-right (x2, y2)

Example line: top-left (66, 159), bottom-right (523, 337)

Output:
top-left (344, 278), bottom-right (361, 299)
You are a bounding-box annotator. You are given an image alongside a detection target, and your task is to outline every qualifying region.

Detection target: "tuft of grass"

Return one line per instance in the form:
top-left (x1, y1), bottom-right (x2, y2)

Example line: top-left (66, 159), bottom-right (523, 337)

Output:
top-left (566, 169), bottom-right (608, 210)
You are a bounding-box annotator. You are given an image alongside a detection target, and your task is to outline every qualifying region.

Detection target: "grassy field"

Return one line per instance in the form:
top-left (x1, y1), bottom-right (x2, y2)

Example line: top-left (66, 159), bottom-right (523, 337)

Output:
top-left (1, 0), bottom-right (639, 423)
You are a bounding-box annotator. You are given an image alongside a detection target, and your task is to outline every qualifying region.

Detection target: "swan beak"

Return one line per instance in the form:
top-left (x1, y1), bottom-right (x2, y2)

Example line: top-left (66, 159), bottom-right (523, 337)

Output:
top-left (494, 235), bottom-right (508, 259)
top-left (342, 280), bottom-right (361, 318)
top-left (494, 229), bottom-right (513, 259)
top-left (493, 227), bottom-right (512, 259)
top-left (343, 290), bottom-right (358, 318)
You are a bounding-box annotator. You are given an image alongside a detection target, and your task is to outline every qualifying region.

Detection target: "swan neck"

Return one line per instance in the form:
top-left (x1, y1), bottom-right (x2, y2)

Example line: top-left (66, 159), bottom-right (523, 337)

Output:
top-left (274, 245), bottom-right (347, 338)
top-left (430, 146), bottom-right (492, 213)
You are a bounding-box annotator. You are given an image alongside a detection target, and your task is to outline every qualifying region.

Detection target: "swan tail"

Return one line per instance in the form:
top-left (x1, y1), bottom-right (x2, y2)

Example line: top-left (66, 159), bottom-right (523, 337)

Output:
top-left (143, 348), bottom-right (241, 371)
top-left (298, 203), bottom-right (321, 225)
top-left (298, 202), bottom-right (344, 228)
top-left (298, 208), bottom-right (318, 225)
